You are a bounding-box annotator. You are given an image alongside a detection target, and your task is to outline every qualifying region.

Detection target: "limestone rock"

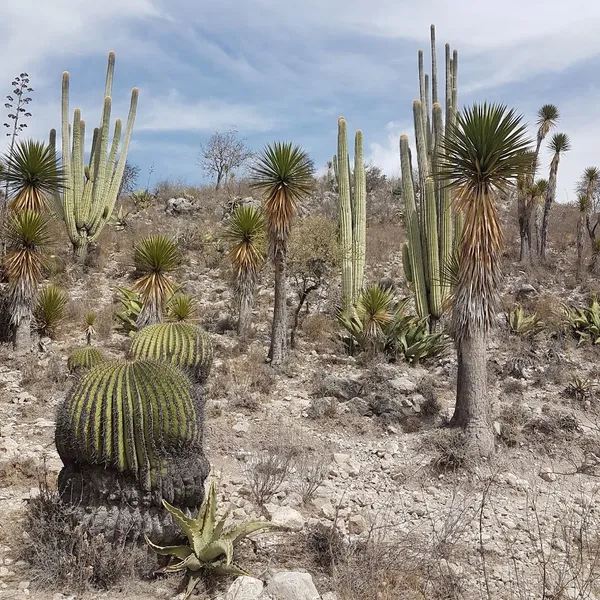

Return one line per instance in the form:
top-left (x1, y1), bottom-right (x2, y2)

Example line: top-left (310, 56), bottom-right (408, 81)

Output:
top-left (261, 572), bottom-right (320, 600)
top-left (226, 576), bottom-right (264, 600)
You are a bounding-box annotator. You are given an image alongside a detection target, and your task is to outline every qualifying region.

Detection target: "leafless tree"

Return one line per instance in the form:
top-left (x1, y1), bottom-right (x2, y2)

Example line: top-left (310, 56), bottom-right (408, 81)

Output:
top-left (197, 128), bottom-right (253, 191)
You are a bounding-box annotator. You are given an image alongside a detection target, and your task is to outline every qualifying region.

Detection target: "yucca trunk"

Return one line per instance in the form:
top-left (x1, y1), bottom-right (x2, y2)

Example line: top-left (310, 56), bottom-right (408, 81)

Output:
top-left (236, 271), bottom-right (255, 337)
top-left (136, 300), bottom-right (162, 329)
top-left (577, 211), bottom-right (586, 279)
top-left (12, 313), bottom-right (32, 350)
top-left (540, 156), bottom-right (559, 261)
top-left (517, 190), bottom-right (530, 262)
top-left (452, 330), bottom-right (494, 458)
top-left (269, 249), bottom-right (288, 365)
top-left (534, 203), bottom-right (543, 255)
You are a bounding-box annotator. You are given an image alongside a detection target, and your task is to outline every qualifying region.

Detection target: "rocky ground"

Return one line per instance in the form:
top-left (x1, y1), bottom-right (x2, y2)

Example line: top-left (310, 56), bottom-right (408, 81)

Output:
top-left (1, 195), bottom-right (600, 599)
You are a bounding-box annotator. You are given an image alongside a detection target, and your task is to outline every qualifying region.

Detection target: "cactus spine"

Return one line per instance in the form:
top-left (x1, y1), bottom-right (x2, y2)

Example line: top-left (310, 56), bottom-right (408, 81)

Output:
top-left (336, 117), bottom-right (366, 311)
top-left (401, 25), bottom-right (459, 326)
top-left (61, 52), bottom-right (138, 260)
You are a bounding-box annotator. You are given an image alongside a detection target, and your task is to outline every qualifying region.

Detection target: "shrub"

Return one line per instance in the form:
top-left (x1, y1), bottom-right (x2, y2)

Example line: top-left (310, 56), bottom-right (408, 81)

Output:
top-left (431, 429), bottom-right (468, 471)
top-left (33, 284), bottom-right (67, 338)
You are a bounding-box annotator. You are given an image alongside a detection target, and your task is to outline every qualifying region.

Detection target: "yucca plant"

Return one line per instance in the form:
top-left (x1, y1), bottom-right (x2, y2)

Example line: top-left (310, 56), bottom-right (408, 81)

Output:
top-left (506, 305), bottom-right (543, 337)
top-left (337, 285), bottom-right (394, 353)
top-left (563, 299), bottom-right (600, 345)
top-left (4, 210), bottom-right (52, 349)
top-left (114, 286), bottom-right (142, 334)
top-left (33, 284), bottom-right (67, 338)
top-left (55, 359), bottom-right (210, 544)
top-left (146, 481), bottom-right (279, 599)
top-left (439, 102), bottom-right (533, 459)
top-left (84, 312), bottom-right (96, 345)
top-left (67, 346), bottom-right (107, 374)
top-left (222, 205), bottom-right (266, 336)
top-left (129, 321), bottom-right (213, 384)
top-left (167, 294), bottom-right (198, 322)
top-left (132, 234), bottom-right (180, 328)
top-left (3, 138), bottom-right (65, 213)
top-left (249, 142), bottom-right (314, 365)
top-left (566, 375), bottom-right (595, 403)
top-left (540, 132), bottom-right (571, 260)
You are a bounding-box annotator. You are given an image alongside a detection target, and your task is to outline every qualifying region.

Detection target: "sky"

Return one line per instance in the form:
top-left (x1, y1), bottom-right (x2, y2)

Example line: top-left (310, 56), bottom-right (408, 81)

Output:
top-left (1, 0), bottom-right (600, 202)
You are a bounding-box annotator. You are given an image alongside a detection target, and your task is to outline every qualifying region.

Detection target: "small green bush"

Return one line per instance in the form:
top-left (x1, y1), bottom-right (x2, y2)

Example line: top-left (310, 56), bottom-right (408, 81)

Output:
top-left (33, 284), bottom-right (67, 338)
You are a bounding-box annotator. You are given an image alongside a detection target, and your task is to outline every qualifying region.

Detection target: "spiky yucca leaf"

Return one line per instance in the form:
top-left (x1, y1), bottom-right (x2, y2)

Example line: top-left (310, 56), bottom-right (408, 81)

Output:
top-left (249, 142), bottom-right (314, 255)
top-left (4, 210), bottom-right (52, 328)
top-left (439, 103), bottom-right (533, 340)
top-left (223, 205), bottom-right (266, 277)
top-left (548, 133), bottom-right (571, 154)
top-left (4, 139), bottom-right (66, 213)
top-left (133, 234), bottom-right (180, 328)
top-left (84, 312), bottom-right (96, 344)
top-left (129, 322), bottom-right (213, 384)
top-left (167, 294), bottom-right (198, 322)
top-left (146, 481), bottom-right (278, 600)
top-left (55, 359), bottom-right (202, 492)
top-left (536, 104), bottom-right (560, 141)
top-left (67, 346), bottom-right (107, 373)
top-left (33, 284), bottom-right (67, 337)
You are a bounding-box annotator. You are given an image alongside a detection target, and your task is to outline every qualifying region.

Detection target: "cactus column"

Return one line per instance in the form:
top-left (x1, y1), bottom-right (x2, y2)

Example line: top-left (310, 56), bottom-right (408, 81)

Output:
top-left (61, 52), bottom-right (138, 261)
top-left (401, 25), bottom-right (459, 328)
top-left (335, 117), bottom-right (367, 312)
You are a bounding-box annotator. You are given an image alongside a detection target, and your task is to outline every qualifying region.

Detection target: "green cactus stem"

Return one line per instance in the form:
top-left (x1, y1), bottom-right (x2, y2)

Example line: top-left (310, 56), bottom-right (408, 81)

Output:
top-left (352, 130), bottom-right (367, 301)
top-left (61, 52), bottom-right (138, 261)
top-left (337, 117), bottom-right (354, 312)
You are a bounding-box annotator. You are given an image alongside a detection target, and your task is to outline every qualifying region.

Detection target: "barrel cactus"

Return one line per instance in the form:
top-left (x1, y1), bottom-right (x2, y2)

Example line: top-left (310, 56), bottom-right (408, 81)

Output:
top-left (128, 322), bottom-right (213, 384)
top-left (67, 346), bottom-right (107, 374)
top-left (55, 359), bottom-right (210, 544)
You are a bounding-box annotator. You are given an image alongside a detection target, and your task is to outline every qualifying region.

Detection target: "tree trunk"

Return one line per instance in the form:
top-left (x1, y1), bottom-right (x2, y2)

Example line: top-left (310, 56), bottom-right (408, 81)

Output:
top-left (540, 157), bottom-right (559, 261)
top-left (451, 329), bottom-right (495, 459)
top-left (13, 314), bottom-right (31, 351)
top-left (517, 190), bottom-right (528, 262)
top-left (237, 289), bottom-right (254, 337)
top-left (215, 171), bottom-right (223, 191)
top-left (269, 249), bottom-right (288, 365)
top-left (73, 237), bottom-right (89, 264)
top-left (577, 212), bottom-right (585, 279)
top-left (290, 284), bottom-right (319, 349)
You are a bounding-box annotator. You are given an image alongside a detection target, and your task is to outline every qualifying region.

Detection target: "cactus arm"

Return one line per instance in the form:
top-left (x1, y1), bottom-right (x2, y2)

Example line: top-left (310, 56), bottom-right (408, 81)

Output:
top-left (72, 111), bottom-right (85, 228)
top-left (400, 135), bottom-right (428, 319)
top-left (337, 117), bottom-right (354, 312)
top-left (424, 177), bottom-right (442, 318)
top-left (90, 88), bottom-right (138, 241)
top-left (61, 72), bottom-right (77, 243)
top-left (413, 99), bottom-right (430, 223)
top-left (430, 25), bottom-right (438, 105)
top-left (352, 130), bottom-right (366, 300)
top-left (104, 51), bottom-right (116, 99)
top-left (89, 97), bottom-right (112, 218)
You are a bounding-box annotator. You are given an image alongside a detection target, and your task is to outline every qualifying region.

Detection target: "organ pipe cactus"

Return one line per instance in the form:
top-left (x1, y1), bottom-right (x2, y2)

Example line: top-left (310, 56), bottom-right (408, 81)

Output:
top-left (129, 322), bottom-right (213, 385)
top-left (401, 25), bottom-right (459, 327)
top-left (55, 359), bottom-right (210, 544)
top-left (60, 52), bottom-right (138, 260)
top-left (335, 117), bottom-right (367, 312)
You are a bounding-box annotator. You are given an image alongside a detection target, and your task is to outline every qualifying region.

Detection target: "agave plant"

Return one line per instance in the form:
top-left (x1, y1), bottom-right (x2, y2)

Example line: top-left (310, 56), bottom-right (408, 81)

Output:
top-left (33, 284), bottom-right (68, 338)
top-left (110, 205), bottom-right (133, 231)
top-left (167, 294), bottom-right (198, 322)
top-left (506, 305), bottom-right (543, 337)
top-left (4, 210), bottom-right (52, 349)
top-left (563, 299), bottom-right (600, 345)
top-left (3, 138), bottom-right (65, 213)
top-left (132, 234), bottom-right (180, 328)
top-left (222, 205), bottom-right (266, 336)
top-left (566, 375), bottom-right (595, 403)
top-left (114, 286), bottom-right (142, 334)
top-left (130, 188), bottom-right (154, 210)
top-left (146, 481), bottom-right (279, 599)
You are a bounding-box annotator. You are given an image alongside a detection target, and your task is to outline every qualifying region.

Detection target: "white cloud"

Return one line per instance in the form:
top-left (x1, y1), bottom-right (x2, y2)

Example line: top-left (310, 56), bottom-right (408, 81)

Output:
top-left (137, 90), bottom-right (275, 133)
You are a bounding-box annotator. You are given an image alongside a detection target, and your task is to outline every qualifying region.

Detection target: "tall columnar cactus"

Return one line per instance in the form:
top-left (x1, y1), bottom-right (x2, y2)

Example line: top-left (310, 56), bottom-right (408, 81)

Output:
top-left (335, 117), bottom-right (367, 312)
top-left (61, 52), bottom-right (138, 260)
top-left (55, 359), bottom-right (209, 544)
top-left (401, 25), bottom-right (459, 327)
top-left (129, 322), bottom-right (213, 385)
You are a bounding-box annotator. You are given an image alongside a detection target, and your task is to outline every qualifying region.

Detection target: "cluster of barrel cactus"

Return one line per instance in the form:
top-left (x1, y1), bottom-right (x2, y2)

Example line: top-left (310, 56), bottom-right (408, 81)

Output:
top-left (334, 117), bottom-right (367, 312)
top-left (401, 25), bottom-right (461, 327)
top-left (55, 321), bottom-right (213, 544)
top-left (59, 52), bottom-right (138, 260)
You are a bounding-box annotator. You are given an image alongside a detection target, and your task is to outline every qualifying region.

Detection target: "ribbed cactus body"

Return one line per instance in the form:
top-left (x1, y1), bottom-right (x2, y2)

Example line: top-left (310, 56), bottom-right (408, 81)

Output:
top-left (129, 322), bottom-right (213, 384)
top-left (67, 346), bottom-right (107, 374)
top-left (61, 52), bottom-right (138, 259)
top-left (401, 25), bottom-right (458, 326)
top-left (55, 359), bottom-right (209, 544)
top-left (336, 118), bottom-right (367, 311)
